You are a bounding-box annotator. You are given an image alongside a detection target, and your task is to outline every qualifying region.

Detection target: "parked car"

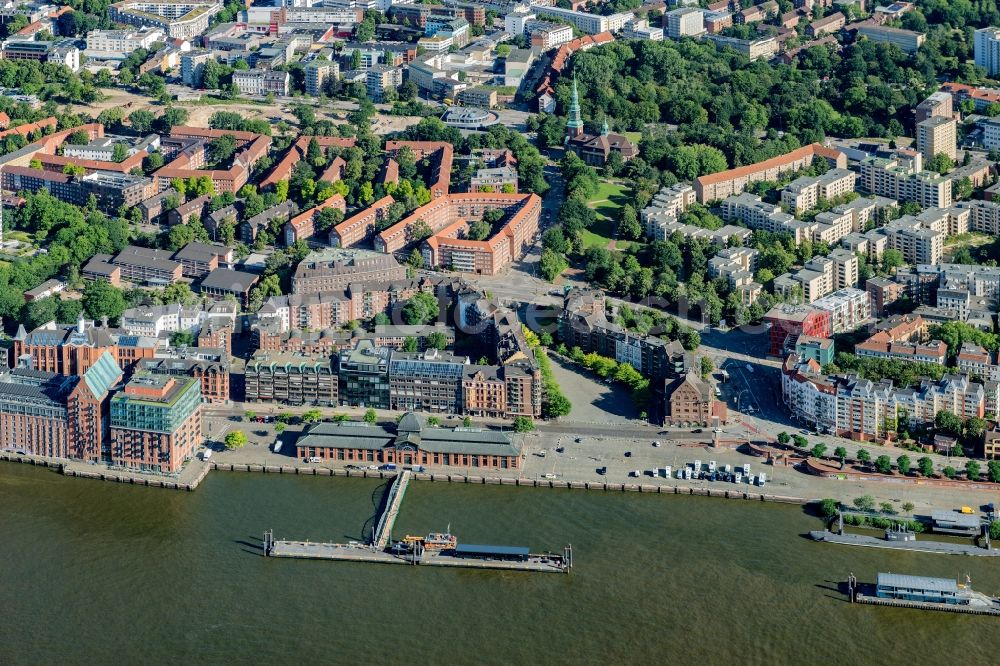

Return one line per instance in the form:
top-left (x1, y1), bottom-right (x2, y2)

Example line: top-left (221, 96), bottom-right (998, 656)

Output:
top-left (379, 463), bottom-right (397, 471)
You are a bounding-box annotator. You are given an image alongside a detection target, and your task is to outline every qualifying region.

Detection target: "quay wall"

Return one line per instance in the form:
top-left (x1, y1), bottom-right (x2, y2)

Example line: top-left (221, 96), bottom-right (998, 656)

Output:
top-left (208, 462), bottom-right (812, 505)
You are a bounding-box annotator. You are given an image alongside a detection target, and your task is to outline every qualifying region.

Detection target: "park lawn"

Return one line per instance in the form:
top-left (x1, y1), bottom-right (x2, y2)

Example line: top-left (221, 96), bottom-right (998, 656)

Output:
top-left (588, 181), bottom-right (630, 206)
top-left (623, 131), bottom-right (642, 145)
top-left (581, 181), bottom-right (637, 250)
top-left (580, 216), bottom-right (616, 249)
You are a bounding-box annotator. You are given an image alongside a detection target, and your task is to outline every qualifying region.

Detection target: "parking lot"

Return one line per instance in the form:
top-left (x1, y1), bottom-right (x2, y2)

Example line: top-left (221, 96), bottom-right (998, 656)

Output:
top-left (547, 355), bottom-right (641, 425)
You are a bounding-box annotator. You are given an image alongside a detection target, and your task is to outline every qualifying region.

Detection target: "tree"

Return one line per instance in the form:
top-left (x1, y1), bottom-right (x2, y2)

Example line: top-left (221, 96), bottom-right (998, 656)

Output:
top-left (699, 355), bottom-right (713, 378)
top-left (896, 454), bottom-right (911, 476)
top-left (408, 219), bottom-right (434, 242)
top-left (170, 331), bottom-right (195, 347)
top-left (874, 455), bottom-right (892, 474)
top-left (274, 422), bottom-right (286, 434)
top-left (916, 456), bottom-right (934, 478)
top-left (902, 502), bottom-right (914, 513)
top-left (777, 432), bottom-right (790, 445)
top-left (791, 434), bottom-right (808, 448)
top-left (852, 495), bottom-right (876, 512)
top-left (363, 408), bottom-right (377, 423)
top-left (966, 460), bottom-right (981, 481)
top-left (406, 248), bottom-right (423, 269)
top-left (402, 337), bottom-right (418, 352)
top-left (111, 142), bottom-right (128, 163)
top-left (401, 291), bottom-right (439, 325)
top-left (67, 129), bottom-right (90, 145)
top-left (513, 416), bottom-right (535, 432)
top-left (302, 409), bottom-right (322, 424)
top-left (879, 502), bottom-right (895, 515)
top-left (989, 460), bottom-right (1000, 483)
top-left (426, 416), bottom-right (441, 427)
top-left (426, 331), bottom-right (448, 350)
top-left (225, 431), bottom-right (247, 449)
top-left (82, 280), bottom-right (126, 325)
top-left (128, 109), bottom-right (155, 134)
top-left (618, 204), bottom-right (641, 240)
top-left (927, 152), bottom-right (954, 175)
top-left (208, 134), bottom-right (238, 165)
top-left (934, 410), bottom-right (964, 437)
top-left (539, 248), bottom-right (568, 282)
top-left (245, 411), bottom-right (256, 422)
top-left (857, 449), bottom-right (871, 467)
top-left (943, 466), bottom-right (957, 479)
top-left (468, 219), bottom-right (491, 241)
top-left (818, 498), bottom-right (839, 518)
top-left (462, 416), bottom-right (472, 427)
top-left (811, 443), bottom-right (827, 459)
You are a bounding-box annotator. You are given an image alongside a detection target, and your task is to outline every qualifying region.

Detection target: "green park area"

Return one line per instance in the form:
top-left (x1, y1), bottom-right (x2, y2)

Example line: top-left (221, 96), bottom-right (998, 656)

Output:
top-left (581, 181), bottom-right (638, 250)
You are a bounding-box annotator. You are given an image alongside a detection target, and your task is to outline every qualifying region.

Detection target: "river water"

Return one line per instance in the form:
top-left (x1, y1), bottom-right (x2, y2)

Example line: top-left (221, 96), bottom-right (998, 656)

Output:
top-left (2, 464), bottom-right (997, 665)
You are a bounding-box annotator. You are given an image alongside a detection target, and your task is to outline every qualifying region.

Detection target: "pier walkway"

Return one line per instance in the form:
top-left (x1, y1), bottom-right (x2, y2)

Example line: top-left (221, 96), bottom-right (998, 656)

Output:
top-left (373, 470), bottom-right (410, 549)
top-left (262, 535), bottom-right (568, 573)
top-left (810, 530), bottom-right (1000, 557)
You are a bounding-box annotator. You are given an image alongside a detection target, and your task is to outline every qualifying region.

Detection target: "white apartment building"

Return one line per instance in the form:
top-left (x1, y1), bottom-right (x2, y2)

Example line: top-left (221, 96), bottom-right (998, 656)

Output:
top-left (85, 27), bottom-right (165, 58)
top-left (623, 19), bottom-right (663, 41)
top-left (981, 118), bottom-right (1000, 151)
top-left (858, 151), bottom-right (952, 208)
top-left (915, 115), bottom-right (957, 161)
top-left (181, 49), bottom-right (212, 87)
top-left (780, 168), bottom-right (857, 214)
top-left (974, 27), bottom-right (1000, 76)
top-left (665, 7), bottom-right (705, 39)
top-left (883, 224), bottom-right (944, 265)
top-left (526, 20), bottom-right (573, 49)
top-left (811, 288), bottom-right (871, 334)
top-left (366, 65), bottom-right (403, 102)
top-left (304, 60), bottom-right (337, 96)
top-left (504, 9), bottom-right (535, 36)
top-left (782, 356), bottom-right (985, 440)
top-left (232, 69), bottom-right (290, 96)
top-left (533, 6), bottom-right (633, 34)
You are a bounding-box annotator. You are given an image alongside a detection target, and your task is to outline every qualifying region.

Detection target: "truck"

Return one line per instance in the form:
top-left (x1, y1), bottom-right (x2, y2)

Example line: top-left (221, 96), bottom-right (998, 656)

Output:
top-left (380, 463), bottom-right (397, 471)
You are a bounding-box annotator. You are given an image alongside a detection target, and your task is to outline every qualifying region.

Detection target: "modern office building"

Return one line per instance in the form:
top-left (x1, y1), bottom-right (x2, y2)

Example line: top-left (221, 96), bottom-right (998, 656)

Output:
top-left (109, 374), bottom-right (203, 473)
top-left (337, 339), bottom-right (391, 409)
top-left (244, 351), bottom-right (337, 406)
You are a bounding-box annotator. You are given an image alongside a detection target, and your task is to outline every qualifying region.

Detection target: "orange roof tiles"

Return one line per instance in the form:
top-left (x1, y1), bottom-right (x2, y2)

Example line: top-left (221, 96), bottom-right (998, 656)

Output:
top-left (695, 143), bottom-right (845, 187)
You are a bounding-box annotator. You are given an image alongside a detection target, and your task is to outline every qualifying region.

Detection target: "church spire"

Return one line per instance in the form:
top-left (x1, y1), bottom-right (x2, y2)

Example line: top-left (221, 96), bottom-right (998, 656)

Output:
top-left (565, 75), bottom-right (584, 139)
top-left (601, 117), bottom-right (609, 136)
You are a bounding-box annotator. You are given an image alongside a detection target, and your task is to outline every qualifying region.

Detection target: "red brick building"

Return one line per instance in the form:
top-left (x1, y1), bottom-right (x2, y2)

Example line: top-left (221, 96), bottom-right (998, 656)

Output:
top-left (110, 375), bottom-right (203, 473)
top-left (296, 412), bottom-right (522, 470)
top-left (764, 305), bottom-right (832, 357)
top-left (664, 371), bottom-right (727, 426)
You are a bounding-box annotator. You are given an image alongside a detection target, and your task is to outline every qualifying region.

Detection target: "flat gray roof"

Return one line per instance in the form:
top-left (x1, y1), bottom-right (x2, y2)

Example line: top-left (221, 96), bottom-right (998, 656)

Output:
top-left (877, 573), bottom-right (958, 592)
